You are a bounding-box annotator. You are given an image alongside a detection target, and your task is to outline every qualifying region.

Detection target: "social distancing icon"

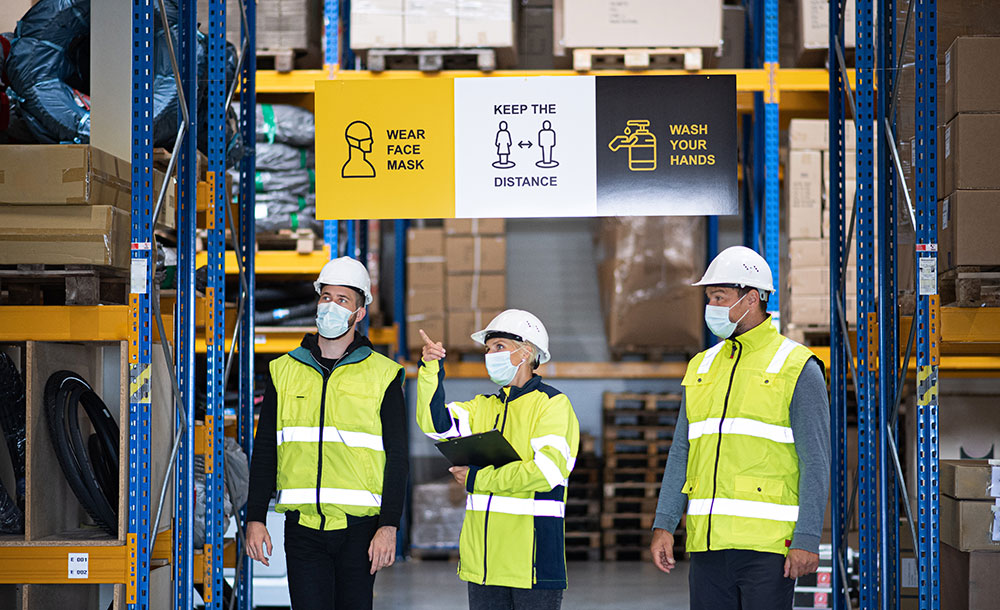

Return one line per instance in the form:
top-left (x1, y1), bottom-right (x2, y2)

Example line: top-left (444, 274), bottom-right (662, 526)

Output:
top-left (608, 119), bottom-right (657, 171)
top-left (536, 120), bottom-right (559, 169)
top-left (493, 121), bottom-right (516, 169)
top-left (343, 120), bottom-right (376, 178)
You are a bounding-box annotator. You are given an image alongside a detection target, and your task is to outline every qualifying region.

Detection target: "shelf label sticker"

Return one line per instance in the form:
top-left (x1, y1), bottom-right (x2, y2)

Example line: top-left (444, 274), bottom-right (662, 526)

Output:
top-left (990, 464), bottom-right (1000, 497)
top-left (130, 259), bottom-right (148, 295)
top-left (918, 256), bottom-right (937, 296)
top-left (992, 499), bottom-right (1000, 542)
top-left (316, 75), bottom-right (738, 219)
top-left (68, 553), bottom-right (89, 579)
top-left (901, 557), bottom-right (917, 589)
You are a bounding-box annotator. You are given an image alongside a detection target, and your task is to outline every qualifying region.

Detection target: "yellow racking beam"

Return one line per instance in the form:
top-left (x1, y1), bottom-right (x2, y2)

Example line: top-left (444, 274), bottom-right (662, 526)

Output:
top-left (193, 541), bottom-right (237, 584)
top-left (0, 544), bottom-right (128, 584)
top-left (195, 248), bottom-right (332, 276)
top-left (0, 306), bottom-right (131, 342)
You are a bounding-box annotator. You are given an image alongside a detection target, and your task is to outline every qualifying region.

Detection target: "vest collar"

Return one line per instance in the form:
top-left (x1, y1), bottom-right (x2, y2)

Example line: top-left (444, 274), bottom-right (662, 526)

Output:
top-left (290, 332), bottom-right (373, 375)
top-left (499, 374), bottom-right (543, 401)
top-left (728, 316), bottom-right (778, 352)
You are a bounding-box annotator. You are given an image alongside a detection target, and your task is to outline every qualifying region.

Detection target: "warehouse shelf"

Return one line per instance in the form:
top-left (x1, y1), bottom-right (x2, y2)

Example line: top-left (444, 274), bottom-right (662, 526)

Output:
top-left (195, 248), bottom-right (331, 276)
top-left (193, 541), bottom-right (237, 584)
top-left (0, 306), bottom-right (131, 342)
top-left (900, 307), bottom-right (1000, 355)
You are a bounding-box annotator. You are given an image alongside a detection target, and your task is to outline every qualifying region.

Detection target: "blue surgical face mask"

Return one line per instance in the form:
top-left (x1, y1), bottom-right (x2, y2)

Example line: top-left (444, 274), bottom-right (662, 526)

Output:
top-left (316, 301), bottom-right (360, 339)
top-left (485, 348), bottom-right (527, 387)
top-left (705, 293), bottom-right (750, 340)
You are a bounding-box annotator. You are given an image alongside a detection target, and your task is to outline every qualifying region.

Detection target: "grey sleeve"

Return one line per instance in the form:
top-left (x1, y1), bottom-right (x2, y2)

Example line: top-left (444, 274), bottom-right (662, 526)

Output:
top-left (652, 394), bottom-right (689, 533)
top-left (789, 358), bottom-right (831, 554)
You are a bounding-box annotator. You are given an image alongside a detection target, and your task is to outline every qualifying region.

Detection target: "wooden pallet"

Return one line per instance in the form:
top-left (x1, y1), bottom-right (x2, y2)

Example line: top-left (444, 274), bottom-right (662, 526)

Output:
top-left (196, 228), bottom-right (320, 254)
top-left (566, 497), bottom-right (601, 518)
top-left (600, 513), bottom-right (656, 531)
top-left (603, 468), bottom-right (662, 485)
top-left (602, 424), bottom-right (674, 442)
top-left (604, 409), bottom-right (679, 428)
top-left (603, 481), bottom-right (661, 499)
top-left (367, 48), bottom-right (497, 72)
top-left (565, 531), bottom-right (601, 561)
top-left (608, 346), bottom-right (695, 361)
top-left (256, 46), bottom-right (323, 72)
top-left (603, 439), bottom-right (671, 458)
top-left (0, 264), bottom-right (129, 305)
top-left (939, 266), bottom-right (1000, 307)
top-left (601, 496), bottom-right (660, 515)
top-left (603, 392), bottom-right (683, 413)
top-left (568, 467), bottom-right (601, 486)
top-left (572, 47), bottom-right (703, 71)
top-left (604, 453), bottom-right (667, 471)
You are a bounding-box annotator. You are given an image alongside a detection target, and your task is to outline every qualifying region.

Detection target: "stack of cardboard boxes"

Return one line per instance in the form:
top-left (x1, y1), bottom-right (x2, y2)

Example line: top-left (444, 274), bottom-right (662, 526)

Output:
top-left (783, 119), bottom-right (857, 331)
top-left (405, 220), bottom-right (506, 356)
top-left (938, 37), bottom-right (1000, 285)
top-left (351, 1), bottom-right (515, 51)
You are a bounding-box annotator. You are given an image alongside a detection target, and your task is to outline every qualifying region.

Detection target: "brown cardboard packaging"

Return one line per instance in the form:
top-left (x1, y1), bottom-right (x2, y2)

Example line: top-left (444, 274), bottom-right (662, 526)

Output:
top-left (787, 265), bottom-right (856, 297)
top-left (787, 150), bottom-right (823, 239)
top-left (788, 239), bottom-right (857, 269)
top-left (595, 217), bottom-right (704, 354)
top-left (781, 294), bottom-right (856, 327)
top-left (944, 37), bottom-right (1000, 123)
top-left (444, 236), bottom-right (506, 274)
top-left (445, 273), bottom-right (506, 312)
top-left (938, 190), bottom-right (1000, 269)
top-left (446, 309), bottom-right (503, 351)
top-left (941, 460), bottom-right (998, 500)
top-left (940, 495), bottom-right (1000, 552)
top-left (443, 218), bottom-right (506, 236)
top-left (0, 205), bottom-right (130, 269)
top-left (407, 227), bottom-right (445, 257)
top-left (941, 542), bottom-right (1000, 610)
top-left (406, 260), bottom-right (446, 291)
top-left (407, 288), bottom-right (444, 317)
top-left (407, 314), bottom-right (445, 352)
top-left (788, 119), bottom-right (856, 151)
top-left (943, 114), bottom-right (1000, 193)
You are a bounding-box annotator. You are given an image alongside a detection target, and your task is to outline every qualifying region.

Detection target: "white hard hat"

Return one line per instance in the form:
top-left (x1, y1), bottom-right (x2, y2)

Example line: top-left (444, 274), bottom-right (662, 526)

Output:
top-left (314, 256), bottom-right (373, 305)
top-left (471, 309), bottom-right (551, 364)
top-left (694, 246), bottom-right (775, 294)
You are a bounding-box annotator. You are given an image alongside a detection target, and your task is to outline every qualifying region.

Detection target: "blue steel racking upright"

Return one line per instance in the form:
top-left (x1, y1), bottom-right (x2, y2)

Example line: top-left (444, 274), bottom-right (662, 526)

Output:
top-left (829, 1), bottom-right (940, 608)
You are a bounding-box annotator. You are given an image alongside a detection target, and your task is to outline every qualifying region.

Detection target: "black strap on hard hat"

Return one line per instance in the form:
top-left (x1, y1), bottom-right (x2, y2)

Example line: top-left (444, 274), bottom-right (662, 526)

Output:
top-left (484, 331), bottom-right (523, 343)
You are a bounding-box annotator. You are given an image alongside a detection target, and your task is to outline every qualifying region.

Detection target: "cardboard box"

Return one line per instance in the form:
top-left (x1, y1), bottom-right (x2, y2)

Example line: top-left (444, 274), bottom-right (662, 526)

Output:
top-left (351, 0), bottom-right (405, 49)
top-left (943, 114), bottom-right (1000, 193)
top-left (782, 294), bottom-right (856, 327)
top-left (797, 0), bottom-right (855, 62)
top-left (407, 260), bottom-right (446, 291)
top-left (443, 218), bottom-right (506, 236)
top-left (404, 0), bottom-right (458, 47)
top-left (789, 119), bottom-right (857, 151)
top-left (941, 542), bottom-right (1000, 610)
top-left (560, 0), bottom-right (723, 49)
top-left (940, 495), bottom-right (1000, 552)
top-left (939, 190), bottom-right (1000, 269)
top-left (518, 6), bottom-right (556, 69)
top-left (407, 313), bottom-right (445, 352)
top-left (787, 150), bottom-right (823, 239)
top-left (787, 265), bottom-right (856, 297)
top-left (596, 217), bottom-right (704, 353)
top-left (718, 5), bottom-right (746, 69)
top-left (446, 273), bottom-right (505, 311)
top-left (407, 227), bottom-right (445, 257)
top-left (0, 205), bottom-right (130, 269)
top-left (822, 150), bottom-right (858, 183)
top-left (944, 37), bottom-right (1000, 123)
top-left (444, 235), bottom-right (506, 274)
top-left (407, 287), bottom-right (445, 316)
top-left (941, 460), bottom-right (999, 501)
top-left (457, 0), bottom-right (515, 48)
top-left (787, 239), bottom-right (857, 269)
top-left (447, 309), bottom-right (503, 351)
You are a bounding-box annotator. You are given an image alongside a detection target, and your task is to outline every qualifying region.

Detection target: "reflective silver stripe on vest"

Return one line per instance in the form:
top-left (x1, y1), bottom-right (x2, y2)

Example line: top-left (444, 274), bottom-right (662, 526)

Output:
top-left (277, 487), bottom-right (382, 507)
top-left (276, 426), bottom-right (384, 451)
top-left (687, 497), bottom-right (799, 522)
top-left (465, 493), bottom-right (565, 518)
top-left (765, 338), bottom-right (801, 374)
top-left (424, 402), bottom-right (473, 441)
top-left (688, 417), bottom-right (795, 444)
top-left (697, 341), bottom-right (726, 375)
top-left (530, 434), bottom-right (574, 488)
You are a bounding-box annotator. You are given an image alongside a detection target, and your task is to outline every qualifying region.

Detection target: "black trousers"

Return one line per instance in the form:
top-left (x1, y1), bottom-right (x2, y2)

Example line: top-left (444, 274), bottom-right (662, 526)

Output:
top-left (467, 582), bottom-right (564, 610)
top-left (284, 514), bottom-right (379, 610)
top-left (688, 549), bottom-right (795, 610)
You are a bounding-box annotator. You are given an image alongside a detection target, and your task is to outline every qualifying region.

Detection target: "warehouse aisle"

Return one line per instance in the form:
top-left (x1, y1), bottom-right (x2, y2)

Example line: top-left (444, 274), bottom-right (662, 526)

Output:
top-left (373, 560), bottom-right (690, 609)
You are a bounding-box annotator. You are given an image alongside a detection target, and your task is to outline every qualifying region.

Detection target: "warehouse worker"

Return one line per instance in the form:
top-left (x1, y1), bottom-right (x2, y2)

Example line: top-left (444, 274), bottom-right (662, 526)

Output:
top-left (245, 256), bottom-right (407, 610)
top-left (417, 310), bottom-right (580, 610)
top-left (650, 246), bottom-right (830, 610)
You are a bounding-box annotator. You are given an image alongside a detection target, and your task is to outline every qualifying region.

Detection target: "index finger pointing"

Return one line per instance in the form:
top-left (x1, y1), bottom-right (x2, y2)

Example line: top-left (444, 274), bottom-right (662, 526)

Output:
top-left (418, 328), bottom-right (435, 346)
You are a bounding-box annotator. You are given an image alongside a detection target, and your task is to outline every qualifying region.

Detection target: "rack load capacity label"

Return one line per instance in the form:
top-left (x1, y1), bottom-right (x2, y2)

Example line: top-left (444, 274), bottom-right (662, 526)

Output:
top-left (316, 75), bottom-right (737, 219)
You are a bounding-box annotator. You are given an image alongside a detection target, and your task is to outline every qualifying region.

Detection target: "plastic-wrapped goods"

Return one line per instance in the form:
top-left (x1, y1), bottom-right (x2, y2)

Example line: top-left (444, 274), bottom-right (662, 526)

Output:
top-left (595, 217), bottom-right (706, 355)
top-left (255, 141), bottom-right (315, 171)
top-left (255, 168), bottom-right (315, 198)
top-left (193, 437), bottom-right (248, 548)
top-left (254, 193), bottom-right (321, 235)
top-left (410, 477), bottom-right (466, 552)
top-left (235, 102), bottom-right (315, 147)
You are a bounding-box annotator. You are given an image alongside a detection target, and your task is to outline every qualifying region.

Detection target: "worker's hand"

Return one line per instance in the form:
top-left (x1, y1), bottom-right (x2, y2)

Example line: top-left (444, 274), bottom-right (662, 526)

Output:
top-left (650, 528), bottom-right (676, 574)
top-left (419, 329), bottom-right (447, 362)
top-left (449, 466), bottom-right (469, 487)
top-left (784, 548), bottom-right (820, 579)
top-left (368, 525), bottom-right (397, 575)
top-left (245, 521), bottom-right (272, 567)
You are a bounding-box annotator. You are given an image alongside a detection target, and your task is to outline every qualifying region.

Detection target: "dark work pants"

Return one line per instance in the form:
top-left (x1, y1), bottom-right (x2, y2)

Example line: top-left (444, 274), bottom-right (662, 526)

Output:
top-left (468, 582), bottom-right (564, 610)
top-left (284, 514), bottom-right (379, 610)
top-left (688, 549), bottom-right (795, 610)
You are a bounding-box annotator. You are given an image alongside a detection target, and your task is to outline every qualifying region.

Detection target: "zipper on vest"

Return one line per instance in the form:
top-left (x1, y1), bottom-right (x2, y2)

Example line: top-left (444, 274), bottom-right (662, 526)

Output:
top-left (481, 392), bottom-right (512, 584)
top-left (707, 338), bottom-right (742, 550)
top-left (315, 360), bottom-right (332, 530)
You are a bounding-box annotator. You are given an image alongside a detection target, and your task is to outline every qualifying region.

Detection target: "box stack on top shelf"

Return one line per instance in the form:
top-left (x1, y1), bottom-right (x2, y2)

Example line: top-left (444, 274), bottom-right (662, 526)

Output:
top-left (564, 433), bottom-right (600, 561)
top-left (201, 0), bottom-right (322, 71)
top-left (782, 118), bottom-right (859, 342)
top-left (937, 37), bottom-right (1000, 307)
top-left (599, 392), bottom-right (682, 561)
top-left (406, 225), bottom-right (447, 354)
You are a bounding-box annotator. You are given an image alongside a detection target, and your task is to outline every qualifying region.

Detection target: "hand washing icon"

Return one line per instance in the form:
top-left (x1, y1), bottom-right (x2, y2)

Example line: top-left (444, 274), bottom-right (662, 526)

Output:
top-left (608, 120), bottom-right (657, 172)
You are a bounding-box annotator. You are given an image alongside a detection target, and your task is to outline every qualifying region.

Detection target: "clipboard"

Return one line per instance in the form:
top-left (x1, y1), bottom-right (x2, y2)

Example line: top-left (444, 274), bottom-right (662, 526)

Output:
top-left (435, 430), bottom-right (521, 468)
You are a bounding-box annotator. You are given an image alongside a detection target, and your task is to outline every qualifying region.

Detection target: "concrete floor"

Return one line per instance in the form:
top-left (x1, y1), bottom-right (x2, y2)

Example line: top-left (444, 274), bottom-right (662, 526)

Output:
top-left (372, 560), bottom-right (690, 609)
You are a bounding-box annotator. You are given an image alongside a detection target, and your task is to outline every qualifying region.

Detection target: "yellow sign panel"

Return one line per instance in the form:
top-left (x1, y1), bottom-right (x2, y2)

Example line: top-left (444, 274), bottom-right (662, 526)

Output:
top-left (315, 79), bottom-right (456, 220)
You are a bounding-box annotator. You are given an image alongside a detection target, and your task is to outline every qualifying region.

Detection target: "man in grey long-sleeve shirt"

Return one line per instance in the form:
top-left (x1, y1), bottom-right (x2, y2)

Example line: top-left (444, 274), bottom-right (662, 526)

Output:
top-left (650, 246), bottom-right (831, 610)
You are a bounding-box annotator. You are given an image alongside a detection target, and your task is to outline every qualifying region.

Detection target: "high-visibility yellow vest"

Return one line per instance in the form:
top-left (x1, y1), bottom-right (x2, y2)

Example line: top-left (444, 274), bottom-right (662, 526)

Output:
top-left (270, 345), bottom-right (403, 530)
top-left (681, 320), bottom-right (817, 555)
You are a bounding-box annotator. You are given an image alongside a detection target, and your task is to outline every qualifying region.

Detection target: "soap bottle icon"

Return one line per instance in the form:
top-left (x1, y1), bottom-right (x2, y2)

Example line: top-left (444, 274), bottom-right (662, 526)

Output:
top-left (608, 120), bottom-right (657, 172)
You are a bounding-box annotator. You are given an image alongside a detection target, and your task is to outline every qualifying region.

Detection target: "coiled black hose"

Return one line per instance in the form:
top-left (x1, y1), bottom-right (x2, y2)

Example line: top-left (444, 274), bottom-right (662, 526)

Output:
top-left (0, 352), bottom-right (26, 534)
top-left (43, 371), bottom-right (120, 536)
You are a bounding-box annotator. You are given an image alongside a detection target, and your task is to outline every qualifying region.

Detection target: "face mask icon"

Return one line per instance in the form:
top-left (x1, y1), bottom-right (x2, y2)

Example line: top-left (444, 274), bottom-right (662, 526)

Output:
top-left (343, 120), bottom-right (376, 178)
top-left (608, 120), bottom-right (657, 171)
